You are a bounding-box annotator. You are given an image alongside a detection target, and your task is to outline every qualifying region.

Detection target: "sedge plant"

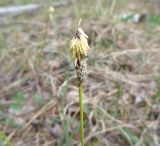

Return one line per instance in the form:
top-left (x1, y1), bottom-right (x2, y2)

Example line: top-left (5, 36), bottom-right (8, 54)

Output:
top-left (70, 19), bottom-right (89, 146)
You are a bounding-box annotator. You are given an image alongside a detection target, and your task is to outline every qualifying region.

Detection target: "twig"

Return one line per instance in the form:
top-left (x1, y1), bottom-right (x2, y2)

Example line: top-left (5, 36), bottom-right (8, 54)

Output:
top-left (0, 4), bottom-right (40, 16)
top-left (110, 48), bottom-right (160, 58)
top-left (90, 67), bottom-right (148, 87)
top-left (97, 48), bottom-right (160, 60)
top-left (19, 99), bottom-right (57, 139)
top-left (0, 0), bottom-right (71, 16)
top-left (0, 19), bottom-right (45, 27)
top-left (0, 76), bottom-right (29, 96)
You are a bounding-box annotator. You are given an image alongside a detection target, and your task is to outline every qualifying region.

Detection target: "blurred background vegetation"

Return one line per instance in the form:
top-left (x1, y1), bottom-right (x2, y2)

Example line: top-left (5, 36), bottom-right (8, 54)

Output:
top-left (0, 0), bottom-right (160, 146)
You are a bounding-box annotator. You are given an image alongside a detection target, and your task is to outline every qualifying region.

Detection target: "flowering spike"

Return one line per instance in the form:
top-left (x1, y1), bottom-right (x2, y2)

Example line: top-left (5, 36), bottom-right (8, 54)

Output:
top-left (70, 26), bottom-right (89, 68)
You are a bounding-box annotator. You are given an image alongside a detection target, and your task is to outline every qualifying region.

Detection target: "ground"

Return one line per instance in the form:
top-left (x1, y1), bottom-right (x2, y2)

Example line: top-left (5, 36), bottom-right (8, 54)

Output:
top-left (0, 0), bottom-right (160, 146)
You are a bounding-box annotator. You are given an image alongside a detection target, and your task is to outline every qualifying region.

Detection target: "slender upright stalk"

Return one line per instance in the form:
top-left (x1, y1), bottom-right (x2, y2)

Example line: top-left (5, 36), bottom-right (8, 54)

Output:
top-left (78, 80), bottom-right (84, 146)
top-left (70, 20), bottom-right (89, 146)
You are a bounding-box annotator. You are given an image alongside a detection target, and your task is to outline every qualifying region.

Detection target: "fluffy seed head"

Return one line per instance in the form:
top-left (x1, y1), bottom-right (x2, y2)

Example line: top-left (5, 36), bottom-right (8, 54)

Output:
top-left (70, 27), bottom-right (89, 66)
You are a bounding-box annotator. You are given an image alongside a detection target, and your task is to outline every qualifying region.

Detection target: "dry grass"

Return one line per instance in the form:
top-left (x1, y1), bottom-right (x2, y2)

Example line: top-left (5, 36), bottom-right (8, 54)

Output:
top-left (0, 0), bottom-right (160, 146)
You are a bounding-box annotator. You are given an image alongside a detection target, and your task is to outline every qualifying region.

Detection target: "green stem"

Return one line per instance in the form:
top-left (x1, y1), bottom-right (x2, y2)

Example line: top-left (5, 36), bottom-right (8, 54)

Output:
top-left (78, 81), bottom-right (84, 146)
